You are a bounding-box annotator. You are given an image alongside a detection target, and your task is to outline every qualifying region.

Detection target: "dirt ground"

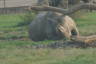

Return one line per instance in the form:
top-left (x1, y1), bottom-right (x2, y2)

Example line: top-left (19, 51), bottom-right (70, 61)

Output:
top-left (32, 35), bottom-right (96, 48)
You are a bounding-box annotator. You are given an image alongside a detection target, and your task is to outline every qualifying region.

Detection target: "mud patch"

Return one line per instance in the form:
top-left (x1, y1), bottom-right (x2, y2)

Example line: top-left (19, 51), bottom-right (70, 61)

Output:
top-left (31, 40), bottom-right (96, 49)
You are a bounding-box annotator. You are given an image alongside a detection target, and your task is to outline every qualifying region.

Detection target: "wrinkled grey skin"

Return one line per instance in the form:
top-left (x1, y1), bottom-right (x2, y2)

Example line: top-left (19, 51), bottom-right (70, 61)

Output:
top-left (28, 0), bottom-right (79, 41)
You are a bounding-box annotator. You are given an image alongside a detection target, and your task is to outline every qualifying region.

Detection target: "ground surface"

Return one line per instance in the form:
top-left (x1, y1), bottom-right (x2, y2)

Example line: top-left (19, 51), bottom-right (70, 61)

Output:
top-left (0, 12), bottom-right (96, 64)
top-left (0, 0), bottom-right (37, 8)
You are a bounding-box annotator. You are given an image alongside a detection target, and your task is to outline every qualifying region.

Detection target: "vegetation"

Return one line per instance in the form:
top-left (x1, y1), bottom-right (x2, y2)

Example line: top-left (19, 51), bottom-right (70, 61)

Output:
top-left (17, 12), bottom-right (36, 26)
top-left (75, 12), bottom-right (96, 36)
top-left (0, 12), bottom-right (96, 64)
top-left (0, 47), bottom-right (96, 64)
top-left (0, 12), bottom-right (96, 40)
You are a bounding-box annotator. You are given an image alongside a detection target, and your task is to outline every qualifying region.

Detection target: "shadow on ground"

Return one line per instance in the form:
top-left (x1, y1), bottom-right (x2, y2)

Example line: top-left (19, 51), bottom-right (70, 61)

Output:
top-left (32, 40), bottom-right (96, 49)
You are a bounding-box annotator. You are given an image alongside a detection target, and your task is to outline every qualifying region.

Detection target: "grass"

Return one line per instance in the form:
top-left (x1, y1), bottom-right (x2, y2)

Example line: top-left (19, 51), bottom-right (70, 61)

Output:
top-left (75, 12), bottom-right (96, 35)
top-left (0, 47), bottom-right (96, 64)
top-left (0, 12), bottom-right (96, 64)
top-left (0, 12), bottom-right (96, 40)
top-left (0, 14), bottom-right (28, 40)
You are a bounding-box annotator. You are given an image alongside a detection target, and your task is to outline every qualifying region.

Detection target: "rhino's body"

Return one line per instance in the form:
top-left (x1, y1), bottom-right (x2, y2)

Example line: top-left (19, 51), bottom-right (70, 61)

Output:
top-left (29, 12), bottom-right (79, 41)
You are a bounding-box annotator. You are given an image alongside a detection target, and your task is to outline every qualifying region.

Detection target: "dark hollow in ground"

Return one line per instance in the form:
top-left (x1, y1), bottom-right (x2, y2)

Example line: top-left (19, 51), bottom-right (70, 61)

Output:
top-left (32, 40), bottom-right (96, 49)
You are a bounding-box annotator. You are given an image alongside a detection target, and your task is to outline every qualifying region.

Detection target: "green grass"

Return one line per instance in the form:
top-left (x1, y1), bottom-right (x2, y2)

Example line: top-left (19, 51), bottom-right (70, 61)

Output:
top-left (75, 12), bottom-right (96, 35)
top-left (0, 12), bottom-right (96, 64)
top-left (0, 12), bottom-right (96, 40)
top-left (0, 14), bottom-right (22, 27)
top-left (0, 47), bottom-right (96, 64)
top-left (0, 14), bottom-right (28, 40)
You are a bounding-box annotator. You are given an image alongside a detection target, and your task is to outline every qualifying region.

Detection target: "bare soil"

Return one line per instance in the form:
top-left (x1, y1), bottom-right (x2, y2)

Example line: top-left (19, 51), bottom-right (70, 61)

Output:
top-left (32, 35), bottom-right (96, 48)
